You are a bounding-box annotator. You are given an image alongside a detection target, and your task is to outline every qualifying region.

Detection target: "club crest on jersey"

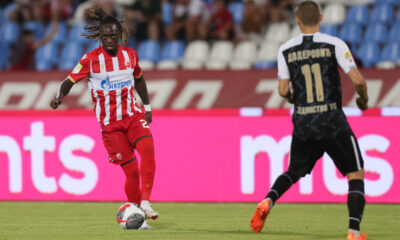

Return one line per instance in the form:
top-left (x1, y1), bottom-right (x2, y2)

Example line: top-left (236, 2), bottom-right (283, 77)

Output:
top-left (100, 75), bottom-right (132, 90)
top-left (125, 59), bottom-right (132, 68)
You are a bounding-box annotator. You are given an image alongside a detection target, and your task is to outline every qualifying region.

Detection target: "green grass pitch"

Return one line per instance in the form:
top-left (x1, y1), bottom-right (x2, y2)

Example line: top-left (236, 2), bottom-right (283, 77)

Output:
top-left (0, 202), bottom-right (398, 240)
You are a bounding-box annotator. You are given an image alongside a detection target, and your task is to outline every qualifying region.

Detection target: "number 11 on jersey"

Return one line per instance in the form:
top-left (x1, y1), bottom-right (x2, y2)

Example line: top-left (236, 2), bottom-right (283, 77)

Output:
top-left (301, 63), bottom-right (324, 103)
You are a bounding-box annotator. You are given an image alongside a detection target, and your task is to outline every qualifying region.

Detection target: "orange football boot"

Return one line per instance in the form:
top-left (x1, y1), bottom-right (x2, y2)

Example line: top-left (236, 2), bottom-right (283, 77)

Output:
top-left (250, 199), bottom-right (271, 233)
top-left (347, 232), bottom-right (368, 240)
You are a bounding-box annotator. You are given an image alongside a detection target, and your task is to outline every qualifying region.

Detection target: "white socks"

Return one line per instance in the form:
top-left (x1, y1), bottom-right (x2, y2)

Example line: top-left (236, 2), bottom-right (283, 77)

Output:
top-left (349, 229), bottom-right (360, 237)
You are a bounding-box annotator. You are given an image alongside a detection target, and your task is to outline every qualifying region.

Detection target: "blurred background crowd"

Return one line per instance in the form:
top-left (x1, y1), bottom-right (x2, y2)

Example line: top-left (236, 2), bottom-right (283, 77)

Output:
top-left (0, 0), bottom-right (399, 71)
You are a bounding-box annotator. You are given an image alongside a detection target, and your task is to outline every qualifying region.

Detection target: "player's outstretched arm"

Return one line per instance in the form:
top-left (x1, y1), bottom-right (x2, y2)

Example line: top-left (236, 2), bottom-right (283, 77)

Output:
top-left (50, 78), bottom-right (75, 109)
top-left (278, 79), bottom-right (294, 103)
top-left (347, 68), bottom-right (368, 111)
top-left (135, 75), bottom-right (152, 124)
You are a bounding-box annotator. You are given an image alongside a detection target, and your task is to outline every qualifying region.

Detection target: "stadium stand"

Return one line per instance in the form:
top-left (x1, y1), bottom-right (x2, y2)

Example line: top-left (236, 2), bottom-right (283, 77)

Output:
top-left (320, 25), bottom-right (339, 37)
top-left (264, 22), bottom-right (290, 43)
top-left (229, 41), bottom-right (257, 70)
top-left (157, 41), bottom-right (185, 70)
top-left (0, 0), bottom-right (399, 71)
top-left (358, 41), bottom-right (380, 67)
top-left (205, 41), bottom-right (234, 70)
top-left (321, 3), bottom-right (346, 25)
top-left (377, 42), bottom-right (400, 69)
top-left (254, 42), bottom-right (279, 69)
top-left (345, 5), bottom-right (369, 25)
top-left (228, 2), bottom-right (245, 25)
top-left (181, 40), bottom-right (209, 69)
top-left (58, 42), bottom-right (84, 70)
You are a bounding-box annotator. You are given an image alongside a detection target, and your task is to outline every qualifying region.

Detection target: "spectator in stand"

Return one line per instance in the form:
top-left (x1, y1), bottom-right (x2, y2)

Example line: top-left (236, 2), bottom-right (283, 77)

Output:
top-left (164, 0), bottom-right (205, 41)
top-left (8, 0), bottom-right (35, 25)
top-left (235, 0), bottom-right (265, 44)
top-left (71, 0), bottom-right (124, 24)
top-left (198, 0), bottom-right (233, 41)
top-left (9, 8), bottom-right (60, 70)
top-left (125, 0), bottom-right (162, 41)
top-left (265, 0), bottom-right (292, 23)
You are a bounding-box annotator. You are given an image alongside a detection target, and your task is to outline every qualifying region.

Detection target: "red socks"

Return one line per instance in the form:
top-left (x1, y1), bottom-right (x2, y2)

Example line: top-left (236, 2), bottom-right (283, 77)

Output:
top-left (121, 160), bottom-right (141, 205)
top-left (136, 137), bottom-right (156, 201)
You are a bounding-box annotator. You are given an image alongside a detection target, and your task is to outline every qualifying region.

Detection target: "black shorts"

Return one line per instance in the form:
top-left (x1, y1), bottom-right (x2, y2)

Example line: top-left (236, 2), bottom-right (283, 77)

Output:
top-left (289, 131), bottom-right (364, 177)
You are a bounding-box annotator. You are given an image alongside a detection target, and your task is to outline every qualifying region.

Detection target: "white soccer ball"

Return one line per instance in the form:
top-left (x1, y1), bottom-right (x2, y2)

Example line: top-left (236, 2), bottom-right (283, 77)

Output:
top-left (116, 202), bottom-right (145, 229)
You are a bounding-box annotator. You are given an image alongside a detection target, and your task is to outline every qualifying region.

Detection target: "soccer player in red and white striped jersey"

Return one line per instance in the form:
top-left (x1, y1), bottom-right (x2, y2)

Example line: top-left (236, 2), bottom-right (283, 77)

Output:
top-left (50, 7), bottom-right (158, 227)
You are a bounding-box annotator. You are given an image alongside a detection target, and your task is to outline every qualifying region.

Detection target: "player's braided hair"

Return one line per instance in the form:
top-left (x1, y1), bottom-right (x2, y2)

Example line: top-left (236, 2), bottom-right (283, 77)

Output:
top-left (81, 7), bottom-right (129, 44)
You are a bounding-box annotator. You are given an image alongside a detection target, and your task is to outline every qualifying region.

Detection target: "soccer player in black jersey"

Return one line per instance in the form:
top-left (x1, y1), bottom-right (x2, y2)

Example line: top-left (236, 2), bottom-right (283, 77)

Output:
top-left (250, 1), bottom-right (369, 240)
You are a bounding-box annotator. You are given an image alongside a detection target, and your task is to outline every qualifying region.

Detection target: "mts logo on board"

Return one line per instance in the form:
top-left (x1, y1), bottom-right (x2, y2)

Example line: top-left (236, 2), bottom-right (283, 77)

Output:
top-left (240, 135), bottom-right (394, 197)
top-left (0, 122), bottom-right (98, 195)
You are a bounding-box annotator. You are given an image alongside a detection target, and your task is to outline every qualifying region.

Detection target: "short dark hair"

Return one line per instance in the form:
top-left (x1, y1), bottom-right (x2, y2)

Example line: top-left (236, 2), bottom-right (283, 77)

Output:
top-left (295, 1), bottom-right (320, 26)
top-left (82, 7), bottom-right (129, 44)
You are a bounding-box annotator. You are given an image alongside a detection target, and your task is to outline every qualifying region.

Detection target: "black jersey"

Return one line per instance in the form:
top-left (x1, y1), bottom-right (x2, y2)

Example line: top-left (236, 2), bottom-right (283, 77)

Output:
top-left (277, 32), bottom-right (357, 140)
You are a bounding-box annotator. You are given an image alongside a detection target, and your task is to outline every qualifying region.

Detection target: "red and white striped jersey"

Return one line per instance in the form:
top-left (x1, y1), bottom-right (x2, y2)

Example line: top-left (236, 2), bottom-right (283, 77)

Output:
top-left (68, 45), bottom-right (143, 125)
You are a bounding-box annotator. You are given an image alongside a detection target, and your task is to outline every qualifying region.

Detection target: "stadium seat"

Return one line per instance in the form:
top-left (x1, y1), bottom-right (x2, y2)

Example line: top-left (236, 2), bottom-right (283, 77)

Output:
top-left (376, 0), bottom-right (400, 7)
top-left (228, 2), bottom-right (244, 24)
top-left (320, 25), bottom-right (339, 37)
top-left (321, 3), bottom-right (346, 25)
top-left (339, 23), bottom-right (363, 45)
top-left (88, 40), bottom-right (100, 52)
top-left (138, 40), bottom-right (160, 63)
top-left (0, 22), bottom-right (19, 43)
top-left (397, 11), bottom-right (400, 22)
top-left (205, 41), bottom-right (233, 70)
top-left (139, 60), bottom-right (155, 70)
top-left (162, 2), bottom-right (173, 25)
top-left (35, 42), bottom-right (59, 71)
top-left (181, 40), bottom-right (209, 69)
top-left (157, 41), bottom-right (184, 69)
top-left (371, 4), bottom-right (394, 23)
top-left (47, 22), bottom-right (67, 45)
top-left (377, 42), bottom-right (400, 69)
top-left (2, 3), bottom-right (16, 22)
top-left (254, 42), bottom-right (279, 69)
top-left (0, 42), bottom-right (10, 70)
top-left (24, 21), bottom-right (44, 40)
top-left (160, 41), bottom-right (185, 61)
top-left (357, 42), bottom-right (380, 68)
top-left (345, 5), bottom-right (369, 25)
top-left (68, 23), bottom-right (92, 46)
top-left (364, 23), bottom-right (388, 43)
top-left (264, 22), bottom-right (290, 43)
top-left (58, 42), bottom-right (84, 70)
top-left (229, 41), bottom-right (257, 70)
top-left (389, 24), bottom-right (400, 42)
top-left (346, 0), bottom-right (374, 5)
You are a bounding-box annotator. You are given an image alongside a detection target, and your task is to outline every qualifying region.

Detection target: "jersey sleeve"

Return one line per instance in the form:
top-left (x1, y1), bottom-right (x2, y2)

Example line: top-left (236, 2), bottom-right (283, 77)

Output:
top-left (277, 46), bottom-right (290, 80)
top-left (335, 39), bottom-right (357, 74)
top-left (68, 53), bottom-right (90, 83)
top-left (130, 49), bottom-right (143, 78)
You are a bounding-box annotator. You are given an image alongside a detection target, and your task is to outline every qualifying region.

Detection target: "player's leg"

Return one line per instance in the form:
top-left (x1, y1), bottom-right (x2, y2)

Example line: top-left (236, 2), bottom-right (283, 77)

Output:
top-left (134, 137), bottom-right (159, 219)
top-left (128, 118), bottom-right (158, 220)
top-left (250, 136), bottom-right (323, 233)
top-left (325, 132), bottom-right (367, 240)
top-left (101, 129), bottom-right (141, 205)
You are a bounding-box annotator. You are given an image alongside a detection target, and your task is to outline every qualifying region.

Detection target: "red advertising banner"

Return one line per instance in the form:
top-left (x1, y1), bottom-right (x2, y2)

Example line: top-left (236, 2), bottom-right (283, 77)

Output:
top-left (0, 69), bottom-right (399, 109)
top-left (0, 110), bottom-right (399, 203)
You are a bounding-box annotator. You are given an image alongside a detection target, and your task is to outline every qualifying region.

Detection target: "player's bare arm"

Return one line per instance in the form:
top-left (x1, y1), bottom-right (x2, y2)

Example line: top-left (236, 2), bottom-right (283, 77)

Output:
top-left (347, 68), bottom-right (368, 111)
top-left (135, 75), bottom-right (152, 124)
top-left (278, 79), bottom-right (294, 103)
top-left (50, 78), bottom-right (75, 109)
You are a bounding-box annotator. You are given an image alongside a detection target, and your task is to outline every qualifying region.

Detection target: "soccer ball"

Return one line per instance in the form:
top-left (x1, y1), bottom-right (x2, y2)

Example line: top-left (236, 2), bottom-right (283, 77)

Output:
top-left (116, 202), bottom-right (145, 229)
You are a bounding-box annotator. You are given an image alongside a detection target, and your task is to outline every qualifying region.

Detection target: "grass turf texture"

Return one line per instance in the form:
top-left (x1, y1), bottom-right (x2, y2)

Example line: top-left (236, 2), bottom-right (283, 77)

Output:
top-left (0, 202), bottom-right (398, 240)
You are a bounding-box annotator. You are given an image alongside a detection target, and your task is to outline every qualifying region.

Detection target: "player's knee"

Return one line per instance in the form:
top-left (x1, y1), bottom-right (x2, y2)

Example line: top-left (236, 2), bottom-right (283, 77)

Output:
top-left (284, 171), bottom-right (300, 184)
top-left (137, 138), bottom-right (155, 155)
